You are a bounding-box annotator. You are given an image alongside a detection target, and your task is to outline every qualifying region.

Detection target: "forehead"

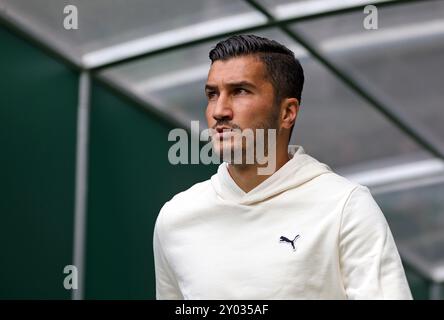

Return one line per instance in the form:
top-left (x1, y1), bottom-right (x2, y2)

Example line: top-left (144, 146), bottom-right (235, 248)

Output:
top-left (206, 55), bottom-right (267, 84)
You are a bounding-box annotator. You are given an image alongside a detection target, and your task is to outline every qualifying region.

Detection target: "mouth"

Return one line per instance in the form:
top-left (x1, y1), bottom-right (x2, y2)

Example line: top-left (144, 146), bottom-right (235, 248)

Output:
top-left (215, 126), bottom-right (232, 133)
top-left (214, 127), bottom-right (234, 140)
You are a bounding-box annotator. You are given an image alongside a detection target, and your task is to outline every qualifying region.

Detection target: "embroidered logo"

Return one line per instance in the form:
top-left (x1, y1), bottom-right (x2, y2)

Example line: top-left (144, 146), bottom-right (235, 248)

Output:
top-left (279, 234), bottom-right (300, 251)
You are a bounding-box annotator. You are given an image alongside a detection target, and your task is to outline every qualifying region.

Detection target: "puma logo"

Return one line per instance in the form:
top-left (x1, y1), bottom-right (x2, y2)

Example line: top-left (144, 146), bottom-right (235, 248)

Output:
top-left (279, 234), bottom-right (300, 251)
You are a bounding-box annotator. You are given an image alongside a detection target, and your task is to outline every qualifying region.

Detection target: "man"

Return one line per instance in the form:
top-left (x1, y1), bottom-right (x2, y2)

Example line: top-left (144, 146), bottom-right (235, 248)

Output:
top-left (153, 34), bottom-right (412, 299)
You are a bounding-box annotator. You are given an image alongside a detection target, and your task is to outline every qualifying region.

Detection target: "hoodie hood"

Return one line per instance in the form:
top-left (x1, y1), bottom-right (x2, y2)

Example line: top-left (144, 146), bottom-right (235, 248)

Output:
top-left (210, 145), bottom-right (332, 205)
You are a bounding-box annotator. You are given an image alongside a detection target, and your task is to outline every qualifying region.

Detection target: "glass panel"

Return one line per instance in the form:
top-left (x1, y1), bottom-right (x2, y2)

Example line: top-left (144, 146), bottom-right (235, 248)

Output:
top-left (1, 0), bottom-right (265, 63)
top-left (256, 0), bottom-right (388, 20)
top-left (292, 56), bottom-right (421, 170)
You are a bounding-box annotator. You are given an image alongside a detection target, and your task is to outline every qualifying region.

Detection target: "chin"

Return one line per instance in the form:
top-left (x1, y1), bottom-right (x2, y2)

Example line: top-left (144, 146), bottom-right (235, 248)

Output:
top-left (214, 143), bottom-right (246, 164)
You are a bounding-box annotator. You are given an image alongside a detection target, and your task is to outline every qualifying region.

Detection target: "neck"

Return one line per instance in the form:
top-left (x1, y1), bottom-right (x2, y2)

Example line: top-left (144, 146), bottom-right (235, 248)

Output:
top-left (227, 145), bottom-right (290, 193)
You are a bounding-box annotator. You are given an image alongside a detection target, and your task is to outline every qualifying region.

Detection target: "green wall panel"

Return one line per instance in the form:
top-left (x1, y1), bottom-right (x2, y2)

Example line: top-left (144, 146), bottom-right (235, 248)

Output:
top-left (85, 81), bottom-right (216, 299)
top-left (0, 26), bottom-right (78, 299)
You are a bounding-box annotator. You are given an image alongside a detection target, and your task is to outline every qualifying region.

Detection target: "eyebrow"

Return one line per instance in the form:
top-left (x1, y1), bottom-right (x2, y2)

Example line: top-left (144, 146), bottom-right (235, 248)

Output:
top-left (204, 84), bottom-right (217, 92)
top-left (205, 81), bottom-right (257, 91)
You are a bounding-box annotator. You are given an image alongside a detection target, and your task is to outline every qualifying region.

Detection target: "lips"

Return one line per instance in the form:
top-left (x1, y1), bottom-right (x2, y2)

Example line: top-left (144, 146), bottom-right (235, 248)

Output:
top-left (215, 126), bottom-right (232, 133)
top-left (214, 127), bottom-right (234, 140)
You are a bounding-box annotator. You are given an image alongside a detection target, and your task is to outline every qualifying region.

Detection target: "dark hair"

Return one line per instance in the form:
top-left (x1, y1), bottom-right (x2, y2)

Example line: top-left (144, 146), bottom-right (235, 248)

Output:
top-left (209, 34), bottom-right (304, 106)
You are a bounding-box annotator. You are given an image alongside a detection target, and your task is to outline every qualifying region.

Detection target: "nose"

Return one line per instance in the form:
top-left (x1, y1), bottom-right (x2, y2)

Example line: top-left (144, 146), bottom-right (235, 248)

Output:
top-left (212, 92), bottom-right (233, 122)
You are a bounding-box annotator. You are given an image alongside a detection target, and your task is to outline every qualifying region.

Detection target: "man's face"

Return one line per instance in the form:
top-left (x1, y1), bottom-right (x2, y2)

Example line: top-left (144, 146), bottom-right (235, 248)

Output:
top-left (205, 55), bottom-right (279, 161)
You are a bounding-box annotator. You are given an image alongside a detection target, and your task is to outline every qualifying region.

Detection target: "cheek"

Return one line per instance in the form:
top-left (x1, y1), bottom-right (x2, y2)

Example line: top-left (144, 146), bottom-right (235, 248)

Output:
top-left (236, 99), bottom-right (271, 123)
top-left (205, 105), bottom-right (213, 125)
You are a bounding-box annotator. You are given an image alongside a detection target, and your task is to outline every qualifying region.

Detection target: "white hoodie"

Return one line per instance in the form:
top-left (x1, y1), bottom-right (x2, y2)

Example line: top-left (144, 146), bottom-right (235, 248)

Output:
top-left (153, 145), bottom-right (412, 300)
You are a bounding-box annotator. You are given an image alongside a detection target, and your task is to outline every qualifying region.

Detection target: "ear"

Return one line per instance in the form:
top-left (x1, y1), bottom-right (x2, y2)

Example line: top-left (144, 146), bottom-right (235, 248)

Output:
top-left (281, 98), bottom-right (299, 130)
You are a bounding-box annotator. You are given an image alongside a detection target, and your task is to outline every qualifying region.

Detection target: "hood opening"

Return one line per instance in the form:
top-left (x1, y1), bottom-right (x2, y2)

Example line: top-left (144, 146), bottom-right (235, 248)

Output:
top-left (211, 145), bottom-right (332, 205)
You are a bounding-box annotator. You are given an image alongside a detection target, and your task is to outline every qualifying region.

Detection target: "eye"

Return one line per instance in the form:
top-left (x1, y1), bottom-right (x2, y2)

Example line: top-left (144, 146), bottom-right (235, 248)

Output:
top-left (233, 88), bottom-right (249, 95)
top-left (206, 91), bottom-right (217, 100)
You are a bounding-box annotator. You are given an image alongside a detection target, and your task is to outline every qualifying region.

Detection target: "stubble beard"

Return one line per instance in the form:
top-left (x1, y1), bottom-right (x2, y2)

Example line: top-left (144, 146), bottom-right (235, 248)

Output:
top-left (211, 111), bottom-right (280, 166)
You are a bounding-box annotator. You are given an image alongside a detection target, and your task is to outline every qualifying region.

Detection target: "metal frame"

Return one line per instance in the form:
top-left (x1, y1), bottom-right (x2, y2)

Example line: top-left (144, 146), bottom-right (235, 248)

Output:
top-left (72, 71), bottom-right (91, 300)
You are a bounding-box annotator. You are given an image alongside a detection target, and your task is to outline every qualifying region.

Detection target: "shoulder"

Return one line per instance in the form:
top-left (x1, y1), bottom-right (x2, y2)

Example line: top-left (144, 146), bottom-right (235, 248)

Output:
top-left (164, 178), bottom-right (213, 210)
top-left (156, 178), bottom-right (213, 228)
top-left (332, 179), bottom-right (389, 241)
top-left (320, 171), bottom-right (358, 187)
top-left (311, 171), bottom-right (383, 221)
top-left (317, 172), bottom-right (384, 220)
top-left (309, 169), bottom-right (362, 199)
top-left (342, 184), bottom-right (386, 224)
